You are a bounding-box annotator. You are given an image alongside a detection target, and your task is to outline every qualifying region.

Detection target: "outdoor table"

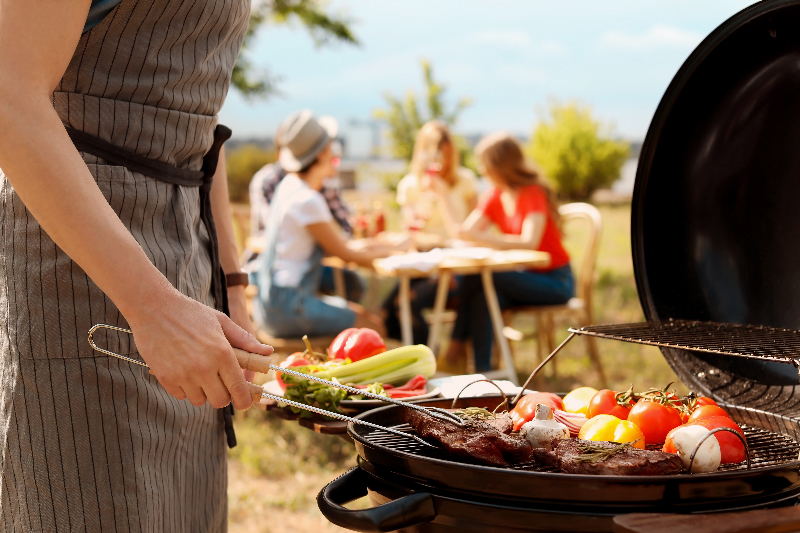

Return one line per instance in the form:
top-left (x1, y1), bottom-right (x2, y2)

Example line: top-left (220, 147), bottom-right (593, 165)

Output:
top-left (372, 249), bottom-right (551, 385)
top-left (244, 235), bottom-right (550, 384)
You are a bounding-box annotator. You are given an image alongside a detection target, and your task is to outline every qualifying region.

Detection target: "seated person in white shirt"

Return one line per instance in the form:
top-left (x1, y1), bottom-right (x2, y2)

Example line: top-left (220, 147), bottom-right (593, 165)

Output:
top-left (253, 110), bottom-right (407, 337)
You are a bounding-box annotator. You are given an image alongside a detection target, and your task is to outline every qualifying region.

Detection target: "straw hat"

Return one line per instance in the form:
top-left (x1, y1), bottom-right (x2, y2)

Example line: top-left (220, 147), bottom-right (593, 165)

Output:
top-left (278, 110), bottom-right (338, 172)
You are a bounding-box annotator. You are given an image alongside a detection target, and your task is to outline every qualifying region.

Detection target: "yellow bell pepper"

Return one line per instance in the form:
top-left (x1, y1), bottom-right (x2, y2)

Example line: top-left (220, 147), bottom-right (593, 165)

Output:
top-left (562, 387), bottom-right (598, 416)
top-left (579, 415), bottom-right (646, 449)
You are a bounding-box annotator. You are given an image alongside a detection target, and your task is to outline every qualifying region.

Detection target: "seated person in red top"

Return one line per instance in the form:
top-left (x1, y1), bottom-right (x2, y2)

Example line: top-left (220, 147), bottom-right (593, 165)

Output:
top-left (435, 131), bottom-right (574, 372)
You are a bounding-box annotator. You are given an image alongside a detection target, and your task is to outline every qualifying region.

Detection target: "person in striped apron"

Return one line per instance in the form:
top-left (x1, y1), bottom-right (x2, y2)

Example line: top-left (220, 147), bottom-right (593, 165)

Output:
top-left (0, 0), bottom-right (272, 531)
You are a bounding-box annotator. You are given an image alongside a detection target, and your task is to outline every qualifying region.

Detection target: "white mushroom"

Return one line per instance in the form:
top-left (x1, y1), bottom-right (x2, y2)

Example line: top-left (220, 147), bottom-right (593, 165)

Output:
top-left (520, 404), bottom-right (570, 450)
top-left (672, 425), bottom-right (721, 473)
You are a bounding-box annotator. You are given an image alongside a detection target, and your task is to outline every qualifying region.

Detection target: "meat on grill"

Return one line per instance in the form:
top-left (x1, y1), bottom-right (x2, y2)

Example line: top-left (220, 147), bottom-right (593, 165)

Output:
top-left (404, 409), bottom-right (531, 466)
top-left (532, 438), bottom-right (683, 476)
top-left (484, 412), bottom-right (513, 434)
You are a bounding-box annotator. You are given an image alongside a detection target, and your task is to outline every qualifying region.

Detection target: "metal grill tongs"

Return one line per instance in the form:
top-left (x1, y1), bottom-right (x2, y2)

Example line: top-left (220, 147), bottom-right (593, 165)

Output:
top-left (88, 324), bottom-right (463, 447)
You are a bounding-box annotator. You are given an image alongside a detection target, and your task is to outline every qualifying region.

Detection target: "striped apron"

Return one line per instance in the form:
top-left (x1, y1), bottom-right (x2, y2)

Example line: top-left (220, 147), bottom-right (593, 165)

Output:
top-left (0, 1), bottom-right (250, 531)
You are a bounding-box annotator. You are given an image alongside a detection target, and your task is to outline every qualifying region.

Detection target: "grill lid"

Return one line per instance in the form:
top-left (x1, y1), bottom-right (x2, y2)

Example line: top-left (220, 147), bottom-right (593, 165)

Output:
top-left (632, 0), bottom-right (800, 404)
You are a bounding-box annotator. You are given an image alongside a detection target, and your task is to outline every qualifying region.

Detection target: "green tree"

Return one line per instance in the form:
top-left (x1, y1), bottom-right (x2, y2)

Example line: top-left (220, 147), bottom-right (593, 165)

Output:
top-left (528, 100), bottom-right (630, 200)
top-left (226, 144), bottom-right (276, 203)
top-left (233, 0), bottom-right (359, 99)
top-left (373, 59), bottom-right (472, 162)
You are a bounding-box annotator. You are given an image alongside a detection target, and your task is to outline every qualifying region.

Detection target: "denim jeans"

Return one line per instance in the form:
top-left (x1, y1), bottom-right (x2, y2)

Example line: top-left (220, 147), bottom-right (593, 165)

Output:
top-left (319, 265), bottom-right (366, 302)
top-left (451, 265), bottom-right (574, 371)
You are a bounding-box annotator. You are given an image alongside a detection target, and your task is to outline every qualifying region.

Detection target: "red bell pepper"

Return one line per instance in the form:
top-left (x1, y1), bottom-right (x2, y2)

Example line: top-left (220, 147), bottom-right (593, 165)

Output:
top-left (328, 328), bottom-right (387, 362)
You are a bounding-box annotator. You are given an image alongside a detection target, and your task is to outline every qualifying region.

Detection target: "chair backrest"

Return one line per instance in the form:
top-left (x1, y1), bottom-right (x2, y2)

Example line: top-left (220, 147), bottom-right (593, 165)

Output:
top-left (559, 203), bottom-right (602, 305)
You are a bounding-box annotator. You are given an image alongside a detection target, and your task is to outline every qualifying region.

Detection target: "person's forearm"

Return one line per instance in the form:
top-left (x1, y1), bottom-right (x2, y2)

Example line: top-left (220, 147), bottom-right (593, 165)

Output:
top-left (0, 92), bottom-right (172, 323)
top-left (461, 231), bottom-right (535, 250)
top-left (435, 191), bottom-right (462, 239)
top-left (209, 147), bottom-right (242, 276)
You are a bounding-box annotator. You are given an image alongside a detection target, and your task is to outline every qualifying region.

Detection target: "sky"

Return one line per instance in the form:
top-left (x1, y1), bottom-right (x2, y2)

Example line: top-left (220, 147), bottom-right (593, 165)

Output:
top-left (218, 0), bottom-right (757, 158)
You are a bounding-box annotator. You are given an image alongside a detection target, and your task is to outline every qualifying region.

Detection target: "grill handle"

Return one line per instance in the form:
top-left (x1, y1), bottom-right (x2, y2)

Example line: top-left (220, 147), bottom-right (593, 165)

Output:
top-left (317, 467), bottom-right (436, 533)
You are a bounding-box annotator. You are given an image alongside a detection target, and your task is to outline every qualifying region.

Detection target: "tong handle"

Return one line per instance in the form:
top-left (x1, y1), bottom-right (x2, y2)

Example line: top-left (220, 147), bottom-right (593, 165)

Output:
top-left (247, 381), bottom-right (265, 402)
top-left (233, 347), bottom-right (274, 374)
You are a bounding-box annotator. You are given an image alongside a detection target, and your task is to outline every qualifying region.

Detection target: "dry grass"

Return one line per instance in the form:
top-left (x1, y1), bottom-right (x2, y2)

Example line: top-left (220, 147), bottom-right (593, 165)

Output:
top-left (227, 201), bottom-right (688, 532)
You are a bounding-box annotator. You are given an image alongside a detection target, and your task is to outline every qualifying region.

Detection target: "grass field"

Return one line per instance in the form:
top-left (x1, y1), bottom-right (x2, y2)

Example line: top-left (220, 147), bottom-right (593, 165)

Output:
top-left (227, 201), bottom-right (688, 533)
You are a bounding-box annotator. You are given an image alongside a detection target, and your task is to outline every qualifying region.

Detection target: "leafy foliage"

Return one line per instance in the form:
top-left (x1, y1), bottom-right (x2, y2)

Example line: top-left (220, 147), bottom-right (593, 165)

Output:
top-left (374, 59), bottom-right (472, 162)
top-left (232, 0), bottom-right (359, 100)
top-left (528, 100), bottom-right (630, 200)
top-left (226, 144), bottom-right (276, 203)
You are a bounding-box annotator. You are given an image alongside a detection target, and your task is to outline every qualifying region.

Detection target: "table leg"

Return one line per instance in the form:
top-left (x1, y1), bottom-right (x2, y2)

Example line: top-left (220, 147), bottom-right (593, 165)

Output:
top-left (427, 270), bottom-right (452, 355)
top-left (365, 270), bottom-right (380, 311)
top-left (480, 268), bottom-right (519, 385)
top-left (333, 267), bottom-right (347, 299)
top-left (399, 275), bottom-right (413, 346)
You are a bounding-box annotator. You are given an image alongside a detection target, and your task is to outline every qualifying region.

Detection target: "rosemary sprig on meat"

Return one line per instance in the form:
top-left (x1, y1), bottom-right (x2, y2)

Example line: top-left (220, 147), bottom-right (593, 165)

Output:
top-left (575, 441), bottom-right (639, 463)
top-left (453, 407), bottom-right (495, 420)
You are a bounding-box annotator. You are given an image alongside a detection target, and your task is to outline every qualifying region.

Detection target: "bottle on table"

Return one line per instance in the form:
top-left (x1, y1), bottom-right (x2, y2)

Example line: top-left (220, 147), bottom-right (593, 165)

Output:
top-left (372, 201), bottom-right (385, 235)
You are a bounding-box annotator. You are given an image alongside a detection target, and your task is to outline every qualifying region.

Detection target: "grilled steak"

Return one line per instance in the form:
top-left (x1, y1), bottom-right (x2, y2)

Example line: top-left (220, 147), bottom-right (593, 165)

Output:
top-left (405, 409), bottom-right (531, 466)
top-left (484, 412), bottom-right (513, 434)
top-left (532, 438), bottom-right (683, 475)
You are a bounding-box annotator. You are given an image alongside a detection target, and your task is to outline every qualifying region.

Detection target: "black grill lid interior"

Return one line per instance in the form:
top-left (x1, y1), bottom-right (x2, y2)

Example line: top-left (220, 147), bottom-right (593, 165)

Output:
top-left (633, 0), bottom-right (800, 403)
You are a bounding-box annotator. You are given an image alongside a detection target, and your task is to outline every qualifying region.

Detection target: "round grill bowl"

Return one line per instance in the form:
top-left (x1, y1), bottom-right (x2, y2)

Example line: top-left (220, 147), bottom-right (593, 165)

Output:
top-left (346, 396), bottom-right (800, 512)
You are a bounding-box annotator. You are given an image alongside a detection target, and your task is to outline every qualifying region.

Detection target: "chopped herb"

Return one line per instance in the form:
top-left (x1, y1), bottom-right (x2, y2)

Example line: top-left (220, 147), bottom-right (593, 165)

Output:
top-left (575, 441), bottom-right (639, 463)
top-left (453, 407), bottom-right (495, 420)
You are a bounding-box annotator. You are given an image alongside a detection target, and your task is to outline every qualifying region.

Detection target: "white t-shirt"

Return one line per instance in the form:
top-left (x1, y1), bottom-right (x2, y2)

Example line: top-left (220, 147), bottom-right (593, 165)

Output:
top-left (270, 174), bottom-right (333, 287)
top-left (396, 167), bottom-right (478, 237)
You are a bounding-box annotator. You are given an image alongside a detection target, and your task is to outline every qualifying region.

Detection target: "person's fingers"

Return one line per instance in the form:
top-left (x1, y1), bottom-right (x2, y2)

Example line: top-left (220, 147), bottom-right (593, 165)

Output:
top-left (163, 384), bottom-right (188, 401)
top-left (183, 385), bottom-right (208, 407)
top-left (216, 312), bottom-right (273, 357)
top-left (218, 353), bottom-right (254, 410)
top-left (203, 374), bottom-right (233, 409)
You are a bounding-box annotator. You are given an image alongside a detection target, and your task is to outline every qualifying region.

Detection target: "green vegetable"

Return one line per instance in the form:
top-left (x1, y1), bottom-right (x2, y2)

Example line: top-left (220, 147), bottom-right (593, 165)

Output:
top-left (278, 345), bottom-right (436, 417)
top-left (290, 344), bottom-right (436, 386)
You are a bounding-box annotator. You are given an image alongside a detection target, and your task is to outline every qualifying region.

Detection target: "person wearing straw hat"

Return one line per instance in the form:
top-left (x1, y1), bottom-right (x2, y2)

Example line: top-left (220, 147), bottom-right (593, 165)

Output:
top-left (253, 110), bottom-right (407, 337)
top-left (0, 1), bottom-right (272, 531)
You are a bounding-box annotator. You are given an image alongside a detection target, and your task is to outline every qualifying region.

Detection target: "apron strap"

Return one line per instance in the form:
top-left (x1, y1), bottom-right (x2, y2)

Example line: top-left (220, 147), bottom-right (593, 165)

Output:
top-left (66, 124), bottom-right (238, 448)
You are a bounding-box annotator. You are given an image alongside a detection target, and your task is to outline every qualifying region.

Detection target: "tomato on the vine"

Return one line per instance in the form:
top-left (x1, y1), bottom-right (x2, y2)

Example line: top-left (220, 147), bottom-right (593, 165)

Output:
top-left (696, 396), bottom-right (718, 408)
top-left (587, 387), bottom-right (635, 420)
top-left (627, 399), bottom-right (683, 444)
top-left (687, 405), bottom-right (730, 424)
top-left (510, 392), bottom-right (564, 431)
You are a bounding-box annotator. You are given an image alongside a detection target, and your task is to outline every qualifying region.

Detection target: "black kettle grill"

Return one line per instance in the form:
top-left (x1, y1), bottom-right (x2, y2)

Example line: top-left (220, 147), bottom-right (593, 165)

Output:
top-left (317, 1), bottom-right (800, 531)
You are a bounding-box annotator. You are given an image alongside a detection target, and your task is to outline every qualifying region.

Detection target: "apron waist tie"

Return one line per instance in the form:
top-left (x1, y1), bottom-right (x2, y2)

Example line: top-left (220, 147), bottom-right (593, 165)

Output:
top-left (66, 125), bottom-right (238, 448)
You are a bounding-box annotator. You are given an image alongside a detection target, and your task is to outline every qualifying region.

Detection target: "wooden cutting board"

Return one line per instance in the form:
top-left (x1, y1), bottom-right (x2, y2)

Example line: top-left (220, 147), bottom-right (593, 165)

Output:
top-left (613, 506), bottom-right (800, 533)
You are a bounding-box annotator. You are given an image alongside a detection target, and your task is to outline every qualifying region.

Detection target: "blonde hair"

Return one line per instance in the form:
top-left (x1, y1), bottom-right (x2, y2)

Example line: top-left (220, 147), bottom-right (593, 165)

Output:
top-left (409, 121), bottom-right (460, 186)
top-left (475, 131), bottom-right (560, 225)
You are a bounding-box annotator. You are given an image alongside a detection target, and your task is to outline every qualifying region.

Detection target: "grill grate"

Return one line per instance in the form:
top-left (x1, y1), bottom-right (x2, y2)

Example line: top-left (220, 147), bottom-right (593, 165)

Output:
top-left (362, 423), bottom-right (799, 474)
top-left (569, 320), bottom-right (800, 371)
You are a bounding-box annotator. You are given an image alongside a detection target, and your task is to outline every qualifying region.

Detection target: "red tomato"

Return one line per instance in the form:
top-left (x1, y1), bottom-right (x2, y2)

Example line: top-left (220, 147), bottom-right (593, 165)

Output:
top-left (328, 328), bottom-right (387, 362)
top-left (696, 397), bottom-right (718, 408)
top-left (663, 417), bottom-right (746, 464)
top-left (587, 390), bottom-right (633, 420)
top-left (328, 328), bottom-right (358, 360)
top-left (627, 400), bottom-right (683, 444)
top-left (510, 393), bottom-right (564, 431)
top-left (662, 426), bottom-right (679, 454)
top-left (689, 416), bottom-right (746, 464)
top-left (687, 405), bottom-right (730, 424)
top-left (276, 353), bottom-right (312, 391)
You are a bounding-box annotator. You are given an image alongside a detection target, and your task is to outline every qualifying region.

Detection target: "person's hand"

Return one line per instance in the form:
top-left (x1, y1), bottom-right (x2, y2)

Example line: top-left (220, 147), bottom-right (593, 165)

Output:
top-left (227, 284), bottom-right (258, 382)
top-left (127, 285), bottom-right (273, 410)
